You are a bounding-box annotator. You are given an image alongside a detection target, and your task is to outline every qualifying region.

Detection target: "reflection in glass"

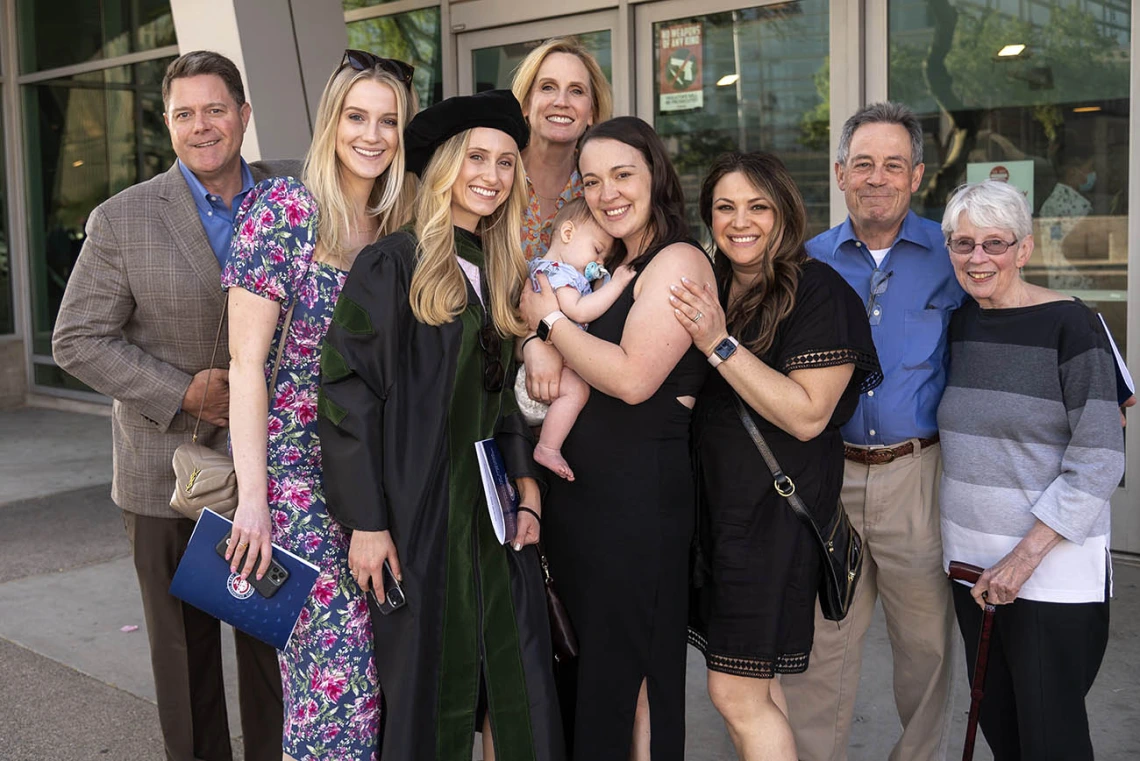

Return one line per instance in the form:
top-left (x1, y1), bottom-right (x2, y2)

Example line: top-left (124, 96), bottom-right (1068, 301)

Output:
top-left (889, 0), bottom-right (1130, 358)
top-left (472, 31), bottom-right (613, 94)
top-left (343, 0), bottom-right (399, 9)
top-left (652, 3), bottom-right (830, 239)
top-left (23, 59), bottom-right (176, 361)
top-left (0, 115), bottom-right (10, 335)
top-left (17, 0), bottom-right (175, 74)
top-left (347, 9), bottom-right (443, 107)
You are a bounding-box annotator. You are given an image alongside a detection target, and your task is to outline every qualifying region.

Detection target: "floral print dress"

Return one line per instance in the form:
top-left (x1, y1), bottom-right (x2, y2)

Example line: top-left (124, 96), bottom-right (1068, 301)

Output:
top-left (223, 176), bottom-right (379, 761)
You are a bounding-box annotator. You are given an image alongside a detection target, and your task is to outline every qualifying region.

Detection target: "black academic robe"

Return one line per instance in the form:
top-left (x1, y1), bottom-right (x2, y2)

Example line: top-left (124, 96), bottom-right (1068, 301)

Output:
top-left (317, 228), bottom-right (564, 761)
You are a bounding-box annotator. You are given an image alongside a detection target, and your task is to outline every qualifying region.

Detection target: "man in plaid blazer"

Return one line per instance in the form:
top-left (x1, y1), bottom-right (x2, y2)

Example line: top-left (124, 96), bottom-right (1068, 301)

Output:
top-left (53, 51), bottom-right (298, 761)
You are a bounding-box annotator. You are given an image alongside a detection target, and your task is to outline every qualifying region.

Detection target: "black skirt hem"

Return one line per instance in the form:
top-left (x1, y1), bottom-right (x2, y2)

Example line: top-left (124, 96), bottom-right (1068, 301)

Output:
top-left (687, 628), bottom-right (810, 679)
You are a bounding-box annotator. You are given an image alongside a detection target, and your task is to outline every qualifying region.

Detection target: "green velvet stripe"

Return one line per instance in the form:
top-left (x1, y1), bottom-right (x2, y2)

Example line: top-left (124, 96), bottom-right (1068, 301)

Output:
top-left (436, 282), bottom-right (536, 760)
top-left (315, 390), bottom-right (346, 427)
top-left (318, 341), bottom-right (351, 384)
top-left (436, 303), bottom-right (482, 759)
top-left (330, 293), bottom-right (373, 335)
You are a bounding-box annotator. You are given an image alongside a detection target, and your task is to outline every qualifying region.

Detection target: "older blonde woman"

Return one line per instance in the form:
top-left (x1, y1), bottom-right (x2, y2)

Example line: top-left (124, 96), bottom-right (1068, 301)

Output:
top-left (513, 37), bottom-right (613, 405)
top-left (319, 90), bottom-right (563, 761)
top-left (938, 180), bottom-right (1124, 761)
top-left (223, 49), bottom-right (417, 760)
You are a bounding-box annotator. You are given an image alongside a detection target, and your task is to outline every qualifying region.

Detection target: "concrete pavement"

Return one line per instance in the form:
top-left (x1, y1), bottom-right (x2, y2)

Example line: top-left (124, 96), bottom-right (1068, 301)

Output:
top-left (1, 405), bottom-right (1137, 760)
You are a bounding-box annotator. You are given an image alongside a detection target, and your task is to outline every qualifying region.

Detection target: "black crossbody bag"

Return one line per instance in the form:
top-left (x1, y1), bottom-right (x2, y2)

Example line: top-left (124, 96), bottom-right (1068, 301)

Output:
top-left (731, 393), bottom-right (863, 622)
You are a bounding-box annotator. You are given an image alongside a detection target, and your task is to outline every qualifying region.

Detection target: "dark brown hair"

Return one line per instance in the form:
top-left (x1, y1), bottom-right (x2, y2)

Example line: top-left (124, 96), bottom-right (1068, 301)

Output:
top-left (699, 152), bottom-right (807, 357)
top-left (162, 51), bottom-right (246, 110)
top-left (580, 116), bottom-right (689, 272)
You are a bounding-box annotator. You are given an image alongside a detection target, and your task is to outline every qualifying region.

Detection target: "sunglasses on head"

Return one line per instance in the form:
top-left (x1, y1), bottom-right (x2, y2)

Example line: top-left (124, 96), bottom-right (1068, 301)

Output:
top-left (339, 49), bottom-right (415, 87)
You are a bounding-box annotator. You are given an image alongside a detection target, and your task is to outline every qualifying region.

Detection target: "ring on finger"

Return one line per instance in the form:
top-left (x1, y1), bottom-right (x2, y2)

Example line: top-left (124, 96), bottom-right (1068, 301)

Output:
top-left (693, 311), bottom-right (703, 322)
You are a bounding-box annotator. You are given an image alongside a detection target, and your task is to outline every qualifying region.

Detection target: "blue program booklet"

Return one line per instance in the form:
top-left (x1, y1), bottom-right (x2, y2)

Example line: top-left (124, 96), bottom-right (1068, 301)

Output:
top-left (169, 508), bottom-right (320, 650)
top-left (475, 438), bottom-right (518, 545)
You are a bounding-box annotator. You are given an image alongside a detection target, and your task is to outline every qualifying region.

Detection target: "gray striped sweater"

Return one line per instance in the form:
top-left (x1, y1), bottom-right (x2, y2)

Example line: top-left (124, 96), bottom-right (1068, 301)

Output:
top-left (937, 299), bottom-right (1124, 603)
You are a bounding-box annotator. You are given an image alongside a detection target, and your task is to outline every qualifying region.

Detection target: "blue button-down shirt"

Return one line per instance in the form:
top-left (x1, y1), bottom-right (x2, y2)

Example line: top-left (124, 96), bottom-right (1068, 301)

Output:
top-left (807, 211), bottom-right (967, 446)
top-left (177, 159), bottom-right (255, 267)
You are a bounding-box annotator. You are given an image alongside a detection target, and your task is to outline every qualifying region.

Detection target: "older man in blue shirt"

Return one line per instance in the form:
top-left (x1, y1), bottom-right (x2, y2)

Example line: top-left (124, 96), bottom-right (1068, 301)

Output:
top-left (782, 102), bottom-right (966, 761)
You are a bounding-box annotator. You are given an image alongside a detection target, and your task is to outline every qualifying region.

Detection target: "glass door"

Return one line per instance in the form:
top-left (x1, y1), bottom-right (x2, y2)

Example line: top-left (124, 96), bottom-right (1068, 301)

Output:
top-left (456, 11), bottom-right (624, 111)
top-left (635, 0), bottom-right (833, 239)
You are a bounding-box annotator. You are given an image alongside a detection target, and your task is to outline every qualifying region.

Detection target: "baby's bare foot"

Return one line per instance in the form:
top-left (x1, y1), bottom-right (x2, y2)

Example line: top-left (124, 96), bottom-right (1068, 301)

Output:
top-left (534, 444), bottom-right (575, 481)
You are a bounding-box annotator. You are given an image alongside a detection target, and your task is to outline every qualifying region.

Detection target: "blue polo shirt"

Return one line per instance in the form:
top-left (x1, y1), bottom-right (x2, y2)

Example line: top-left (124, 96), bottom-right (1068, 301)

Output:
top-left (177, 159), bottom-right (255, 267)
top-left (807, 211), bottom-right (967, 446)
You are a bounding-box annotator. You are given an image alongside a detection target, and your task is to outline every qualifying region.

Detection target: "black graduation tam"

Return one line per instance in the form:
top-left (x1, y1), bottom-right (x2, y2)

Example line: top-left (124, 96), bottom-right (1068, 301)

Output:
top-left (404, 89), bottom-right (529, 177)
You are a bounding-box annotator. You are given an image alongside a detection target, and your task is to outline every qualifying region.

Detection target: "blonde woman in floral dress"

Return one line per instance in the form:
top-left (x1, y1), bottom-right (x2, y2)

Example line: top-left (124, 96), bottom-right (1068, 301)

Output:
top-left (222, 50), bottom-right (417, 761)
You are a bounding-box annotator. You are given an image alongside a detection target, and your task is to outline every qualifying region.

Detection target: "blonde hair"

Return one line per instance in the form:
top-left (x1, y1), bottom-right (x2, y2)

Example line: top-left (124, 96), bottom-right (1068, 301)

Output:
top-left (409, 129), bottom-right (528, 338)
top-left (302, 65), bottom-right (419, 261)
top-left (510, 37), bottom-right (613, 127)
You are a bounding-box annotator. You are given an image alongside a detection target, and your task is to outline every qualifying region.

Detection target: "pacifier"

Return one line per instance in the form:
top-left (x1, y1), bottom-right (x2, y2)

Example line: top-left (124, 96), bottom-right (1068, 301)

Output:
top-left (584, 261), bottom-right (609, 281)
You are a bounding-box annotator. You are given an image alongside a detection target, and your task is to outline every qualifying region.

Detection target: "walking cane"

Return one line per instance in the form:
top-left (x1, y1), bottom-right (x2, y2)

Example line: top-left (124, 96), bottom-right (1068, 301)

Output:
top-left (947, 561), bottom-right (996, 761)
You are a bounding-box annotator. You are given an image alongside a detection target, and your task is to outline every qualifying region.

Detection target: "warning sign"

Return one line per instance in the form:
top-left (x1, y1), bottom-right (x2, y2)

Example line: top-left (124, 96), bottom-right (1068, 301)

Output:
top-left (658, 23), bottom-right (703, 113)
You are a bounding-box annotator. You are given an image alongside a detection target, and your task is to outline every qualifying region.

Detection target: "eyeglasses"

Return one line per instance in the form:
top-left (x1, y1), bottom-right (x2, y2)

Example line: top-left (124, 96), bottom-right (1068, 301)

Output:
top-left (947, 237), bottom-right (1019, 256)
top-left (479, 321), bottom-right (505, 393)
top-left (866, 269), bottom-right (893, 326)
top-left (339, 49), bottom-right (415, 87)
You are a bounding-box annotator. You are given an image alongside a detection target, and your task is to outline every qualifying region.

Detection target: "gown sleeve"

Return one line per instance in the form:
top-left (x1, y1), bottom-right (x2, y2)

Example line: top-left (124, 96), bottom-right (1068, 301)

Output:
top-left (318, 233), bottom-right (414, 532)
top-left (495, 355), bottom-right (545, 489)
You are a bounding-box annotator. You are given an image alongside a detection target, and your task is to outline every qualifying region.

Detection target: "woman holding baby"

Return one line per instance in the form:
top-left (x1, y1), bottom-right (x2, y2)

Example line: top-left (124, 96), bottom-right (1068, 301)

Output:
top-left (520, 115), bottom-right (713, 761)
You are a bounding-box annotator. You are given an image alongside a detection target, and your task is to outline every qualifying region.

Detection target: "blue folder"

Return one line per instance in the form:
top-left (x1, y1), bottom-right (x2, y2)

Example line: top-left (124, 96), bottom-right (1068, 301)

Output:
top-left (169, 508), bottom-right (320, 650)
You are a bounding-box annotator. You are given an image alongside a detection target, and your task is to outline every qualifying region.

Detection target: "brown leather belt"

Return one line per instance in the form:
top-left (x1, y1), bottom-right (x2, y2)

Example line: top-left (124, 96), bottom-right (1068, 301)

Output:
top-left (844, 434), bottom-right (939, 465)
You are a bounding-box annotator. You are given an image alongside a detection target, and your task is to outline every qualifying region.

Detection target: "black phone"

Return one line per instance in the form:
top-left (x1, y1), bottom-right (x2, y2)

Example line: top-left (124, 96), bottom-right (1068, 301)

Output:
top-left (215, 532), bottom-right (290, 599)
top-left (368, 560), bottom-right (406, 615)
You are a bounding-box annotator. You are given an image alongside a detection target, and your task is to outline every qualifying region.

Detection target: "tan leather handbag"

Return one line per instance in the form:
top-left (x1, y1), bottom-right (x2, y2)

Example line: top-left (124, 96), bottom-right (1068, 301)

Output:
top-left (170, 300), bottom-right (296, 521)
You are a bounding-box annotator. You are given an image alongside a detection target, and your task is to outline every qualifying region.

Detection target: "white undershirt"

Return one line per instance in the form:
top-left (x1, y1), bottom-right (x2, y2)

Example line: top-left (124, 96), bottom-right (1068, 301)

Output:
top-left (869, 248), bottom-right (891, 268)
top-left (457, 256), bottom-right (483, 305)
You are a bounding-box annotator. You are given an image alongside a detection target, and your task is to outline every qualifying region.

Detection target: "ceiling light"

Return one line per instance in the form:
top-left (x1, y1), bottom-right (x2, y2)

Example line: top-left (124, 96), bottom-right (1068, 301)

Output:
top-left (997, 44), bottom-right (1026, 57)
top-left (1072, 106), bottom-right (1101, 113)
top-left (72, 159), bottom-right (84, 167)
top-left (716, 74), bottom-right (740, 87)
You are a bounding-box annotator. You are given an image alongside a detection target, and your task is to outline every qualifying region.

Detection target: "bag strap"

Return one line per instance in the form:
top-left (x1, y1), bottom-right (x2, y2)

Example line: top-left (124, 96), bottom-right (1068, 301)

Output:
top-left (730, 392), bottom-right (825, 544)
top-left (190, 297), bottom-right (296, 444)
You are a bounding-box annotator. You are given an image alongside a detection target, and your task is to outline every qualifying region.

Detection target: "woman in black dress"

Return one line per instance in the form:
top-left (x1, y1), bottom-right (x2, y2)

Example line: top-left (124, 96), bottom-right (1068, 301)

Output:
top-left (670, 152), bottom-right (880, 760)
top-left (519, 116), bottom-right (714, 761)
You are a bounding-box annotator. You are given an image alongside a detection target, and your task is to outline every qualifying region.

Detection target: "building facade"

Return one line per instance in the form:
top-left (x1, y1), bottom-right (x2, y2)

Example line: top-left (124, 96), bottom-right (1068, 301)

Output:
top-left (0, 0), bottom-right (1136, 549)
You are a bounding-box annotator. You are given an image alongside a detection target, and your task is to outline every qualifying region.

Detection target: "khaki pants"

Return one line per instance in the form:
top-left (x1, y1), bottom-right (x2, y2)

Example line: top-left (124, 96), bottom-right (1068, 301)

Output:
top-left (782, 442), bottom-right (955, 761)
top-left (123, 511), bottom-right (283, 761)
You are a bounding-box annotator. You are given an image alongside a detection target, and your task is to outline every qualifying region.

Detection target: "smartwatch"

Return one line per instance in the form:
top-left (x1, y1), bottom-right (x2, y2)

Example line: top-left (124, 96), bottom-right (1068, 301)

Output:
top-left (537, 310), bottom-right (566, 343)
top-left (707, 336), bottom-right (739, 368)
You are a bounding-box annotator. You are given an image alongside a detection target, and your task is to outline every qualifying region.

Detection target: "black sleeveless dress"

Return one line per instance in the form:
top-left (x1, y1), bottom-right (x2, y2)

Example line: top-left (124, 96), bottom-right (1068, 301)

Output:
top-left (543, 246), bottom-right (708, 761)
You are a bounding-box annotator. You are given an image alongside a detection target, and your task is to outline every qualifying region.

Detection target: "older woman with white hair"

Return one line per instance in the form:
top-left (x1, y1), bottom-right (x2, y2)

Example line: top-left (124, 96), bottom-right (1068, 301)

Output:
top-left (937, 180), bottom-right (1124, 761)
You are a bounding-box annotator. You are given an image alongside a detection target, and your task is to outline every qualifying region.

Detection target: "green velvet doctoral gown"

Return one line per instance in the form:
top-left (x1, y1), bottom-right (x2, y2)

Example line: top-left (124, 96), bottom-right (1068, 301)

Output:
top-left (317, 228), bottom-right (564, 761)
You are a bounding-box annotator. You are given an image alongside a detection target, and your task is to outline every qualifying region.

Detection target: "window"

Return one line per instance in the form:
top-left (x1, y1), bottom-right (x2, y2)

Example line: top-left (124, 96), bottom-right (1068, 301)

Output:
top-left (17, 0), bottom-right (175, 74)
top-left (889, 0), bottom-right (1131, 360)
top-left (346, 6), bottom-right (443, 107)
top-left (643, 2), bottom-right (831, 238)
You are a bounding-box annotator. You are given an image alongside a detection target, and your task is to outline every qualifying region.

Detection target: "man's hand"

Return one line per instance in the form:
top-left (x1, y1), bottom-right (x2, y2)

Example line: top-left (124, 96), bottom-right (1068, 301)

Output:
top-left (1121, 395), bottom-right (1135, 427)
top-left (183, 368), bottom-right (229, 426)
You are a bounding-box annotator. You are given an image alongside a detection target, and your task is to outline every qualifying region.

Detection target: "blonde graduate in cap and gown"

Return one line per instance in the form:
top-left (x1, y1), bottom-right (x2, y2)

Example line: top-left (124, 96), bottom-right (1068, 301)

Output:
top-left (318, 89), bottom-right (564, 761)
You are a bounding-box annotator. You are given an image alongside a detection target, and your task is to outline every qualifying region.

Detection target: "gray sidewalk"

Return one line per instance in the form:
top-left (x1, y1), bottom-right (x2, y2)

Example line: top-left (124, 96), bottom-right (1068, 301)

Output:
top-left (0, 405), bottom-right (1137, 760)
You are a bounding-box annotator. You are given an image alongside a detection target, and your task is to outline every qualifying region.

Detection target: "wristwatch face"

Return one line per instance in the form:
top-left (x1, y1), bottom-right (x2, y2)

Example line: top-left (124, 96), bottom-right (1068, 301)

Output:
top-left (537, 319), bottom-right (552, 342)
top-left (714, 337), bottom-right (737, 361)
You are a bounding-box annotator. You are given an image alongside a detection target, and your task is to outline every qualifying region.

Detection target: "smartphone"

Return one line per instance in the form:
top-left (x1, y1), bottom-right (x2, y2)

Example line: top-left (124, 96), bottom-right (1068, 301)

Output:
top-left (368, 560), bottom-right (406, 615)
top-left (215, 532), bottom-right (290, 599)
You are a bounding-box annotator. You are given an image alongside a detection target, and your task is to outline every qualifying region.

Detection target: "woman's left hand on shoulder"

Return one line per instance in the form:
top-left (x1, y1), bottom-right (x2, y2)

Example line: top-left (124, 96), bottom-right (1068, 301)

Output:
top-left (670, 276), bottom-right (727, 357)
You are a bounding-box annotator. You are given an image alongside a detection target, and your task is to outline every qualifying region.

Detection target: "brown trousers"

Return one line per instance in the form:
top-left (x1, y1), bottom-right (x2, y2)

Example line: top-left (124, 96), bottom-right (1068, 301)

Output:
top-left (123, 511), bottom-right (282, 761)
top-left (782, 442), bottom-right (956, 761)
